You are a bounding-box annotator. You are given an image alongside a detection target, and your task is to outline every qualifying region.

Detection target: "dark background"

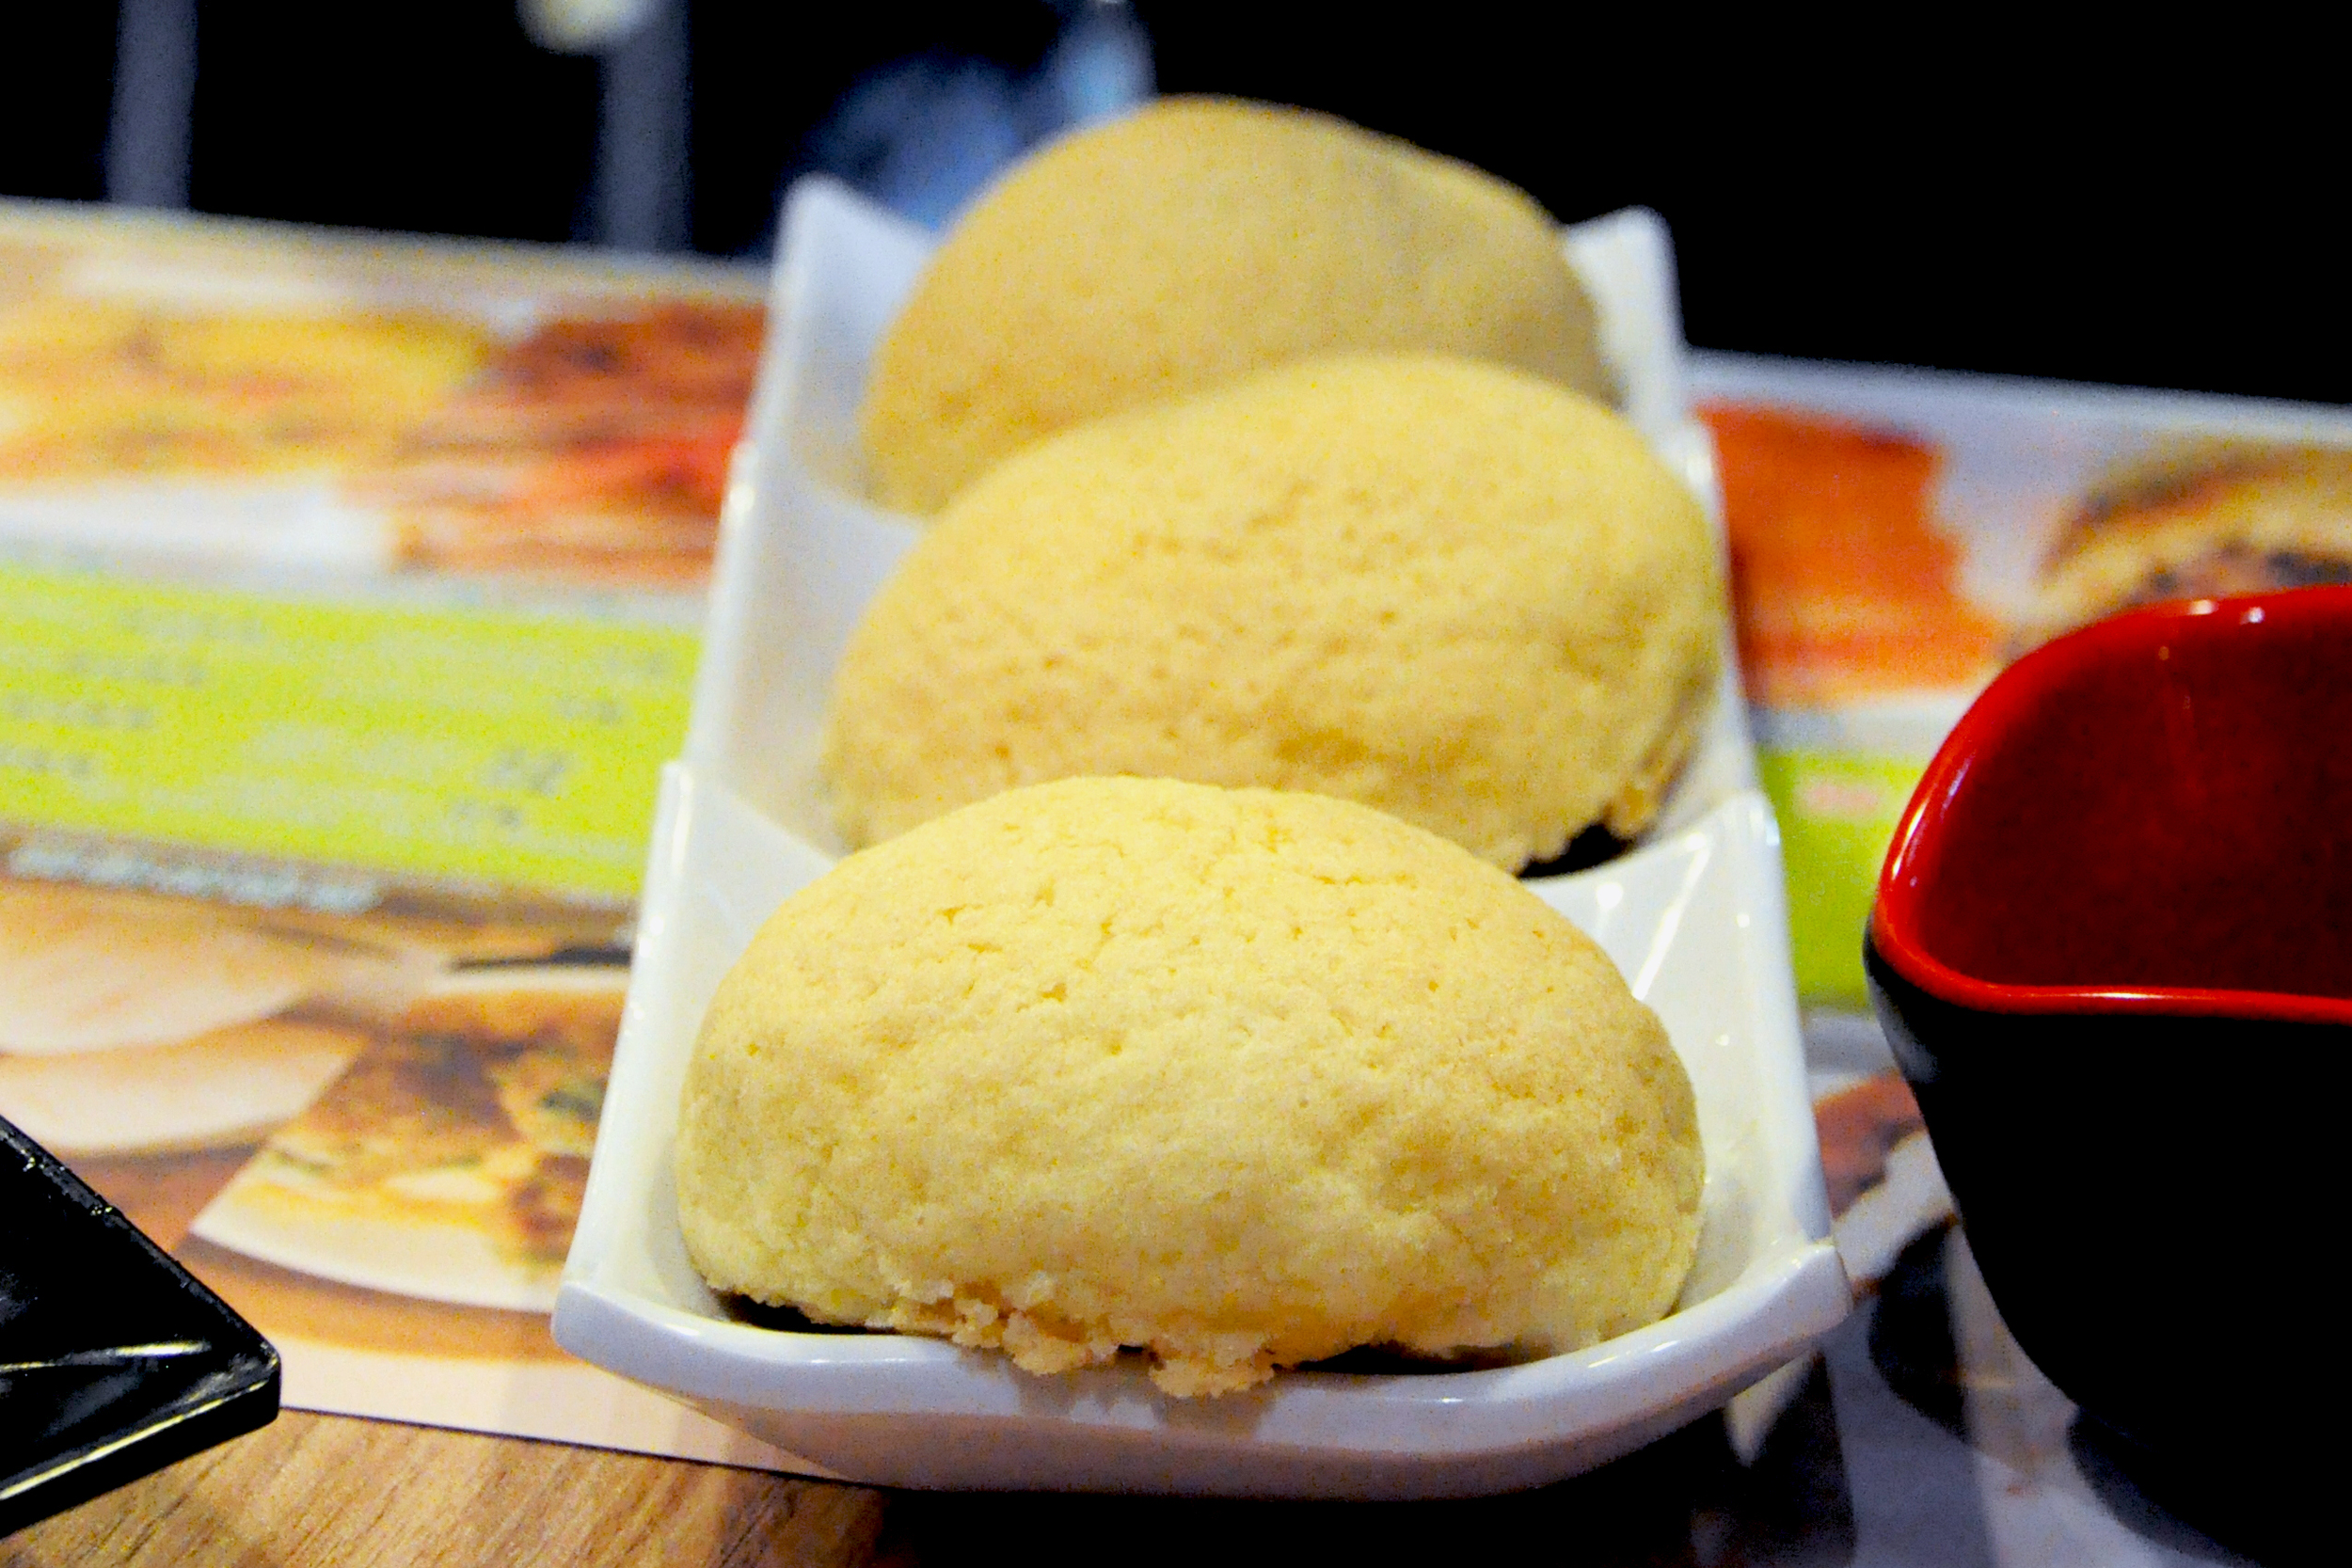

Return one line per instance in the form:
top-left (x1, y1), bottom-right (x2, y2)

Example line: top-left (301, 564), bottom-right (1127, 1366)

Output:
top-left (6, 3), bottom-right (2337, 404)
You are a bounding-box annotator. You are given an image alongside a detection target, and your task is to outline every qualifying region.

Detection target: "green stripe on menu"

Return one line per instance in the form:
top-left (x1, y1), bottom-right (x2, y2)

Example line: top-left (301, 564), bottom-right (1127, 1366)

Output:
top-left (0, 562), bottom-right (696, 899)
top-left (1757, 749), bottom-right (1927, 1010)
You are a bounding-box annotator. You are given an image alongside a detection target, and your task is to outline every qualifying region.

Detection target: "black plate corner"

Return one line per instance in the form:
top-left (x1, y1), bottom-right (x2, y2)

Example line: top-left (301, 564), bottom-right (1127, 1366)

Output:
top-left (3, 1116), bottom-right (280, 1539)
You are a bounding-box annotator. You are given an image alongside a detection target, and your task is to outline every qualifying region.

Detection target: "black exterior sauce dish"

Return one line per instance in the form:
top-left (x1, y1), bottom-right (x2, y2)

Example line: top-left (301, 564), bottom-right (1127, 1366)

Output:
top-left (1866, 587), bottom-right (2352, 1559)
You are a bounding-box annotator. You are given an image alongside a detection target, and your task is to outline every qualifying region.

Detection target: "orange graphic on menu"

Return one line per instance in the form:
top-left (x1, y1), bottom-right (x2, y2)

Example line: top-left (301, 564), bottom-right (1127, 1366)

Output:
top-left (1703, 403), bottom-right (2001, 707)
top-left (358, 302), bottom-right (764, 584)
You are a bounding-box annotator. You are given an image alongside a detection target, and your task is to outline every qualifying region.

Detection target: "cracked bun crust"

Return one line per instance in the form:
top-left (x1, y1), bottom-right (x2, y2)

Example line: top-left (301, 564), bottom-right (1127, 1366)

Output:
top-left (858, 96), bottom-right (1613, 515)
top-left (825, 354), bottom-right (1721, 871)
top-left (675, 777), bottom-right (1705, 1397)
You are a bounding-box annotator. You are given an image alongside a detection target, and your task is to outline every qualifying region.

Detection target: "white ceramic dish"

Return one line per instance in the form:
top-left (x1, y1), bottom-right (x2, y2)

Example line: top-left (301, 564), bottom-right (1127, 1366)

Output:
top-left (553, 176), bottom-right (1847, 1497)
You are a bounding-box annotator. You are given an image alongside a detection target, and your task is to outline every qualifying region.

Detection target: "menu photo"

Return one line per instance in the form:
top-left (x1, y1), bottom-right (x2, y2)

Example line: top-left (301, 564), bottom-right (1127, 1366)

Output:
top-left (1695, 355), bottom-right (2352, 1017)
top-left (1695, 358), bottom-right (2352, 1326)
top-left (0, 202), bottom-right (795, 1469)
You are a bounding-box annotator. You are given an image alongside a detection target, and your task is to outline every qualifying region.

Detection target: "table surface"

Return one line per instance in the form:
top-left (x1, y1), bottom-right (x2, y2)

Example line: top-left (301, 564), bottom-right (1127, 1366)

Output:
top-left (3, 1413), bottom-right (882, 1568)
top-left (0, 1395), bottom-right (1833, 1568)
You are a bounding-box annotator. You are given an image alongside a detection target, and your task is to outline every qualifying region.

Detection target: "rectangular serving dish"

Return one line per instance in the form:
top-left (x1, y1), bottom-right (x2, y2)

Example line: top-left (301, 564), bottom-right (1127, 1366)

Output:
top-left (553, 177), bottom-right (1847, 1497)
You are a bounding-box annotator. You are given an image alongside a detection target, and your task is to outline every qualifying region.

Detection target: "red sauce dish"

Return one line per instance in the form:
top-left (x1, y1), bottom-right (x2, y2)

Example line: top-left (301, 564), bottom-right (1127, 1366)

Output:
top-left (1865, 584), bottom-right (2349, 1544)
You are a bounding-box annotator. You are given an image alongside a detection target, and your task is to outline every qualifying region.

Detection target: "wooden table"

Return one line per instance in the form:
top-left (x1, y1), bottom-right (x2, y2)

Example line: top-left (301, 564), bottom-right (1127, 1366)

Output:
top-left (4, 1372), bottom-right (1833, 1567)
top-left (3, 1415), bottom-right (881, 1567)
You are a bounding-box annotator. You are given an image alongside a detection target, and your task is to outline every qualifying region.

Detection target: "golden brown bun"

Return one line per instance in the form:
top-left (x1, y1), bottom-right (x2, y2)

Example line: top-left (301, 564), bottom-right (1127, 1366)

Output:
top-left (859, 97), bottom-right (1613, 514)
top-left (676, 777), bottom-right (1704, 1396)
top-left (826, 354), bottom-right (1720, 871)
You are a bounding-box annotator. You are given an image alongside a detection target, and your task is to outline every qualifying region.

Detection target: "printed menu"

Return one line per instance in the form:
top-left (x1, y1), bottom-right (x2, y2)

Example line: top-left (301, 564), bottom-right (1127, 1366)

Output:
top-left (0, 200), bottom-right (783, 1466)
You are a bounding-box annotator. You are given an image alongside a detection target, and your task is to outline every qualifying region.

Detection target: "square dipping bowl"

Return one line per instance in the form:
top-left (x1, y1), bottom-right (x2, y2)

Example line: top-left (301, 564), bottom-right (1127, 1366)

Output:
top-left (553, 178), bottom-right (1848, 1498)
top-left (1867, 585), bottom-right (2350, 1525)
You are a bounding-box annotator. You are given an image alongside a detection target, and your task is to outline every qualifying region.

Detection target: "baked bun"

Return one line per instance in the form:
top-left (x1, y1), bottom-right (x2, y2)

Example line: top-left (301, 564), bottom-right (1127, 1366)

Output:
top-left (825, 354), bottom-right (1720, 871)
top-left (859, 97), bottom-right (1613, 514)
top-left (675, 777), bottom-right (1704, 1397)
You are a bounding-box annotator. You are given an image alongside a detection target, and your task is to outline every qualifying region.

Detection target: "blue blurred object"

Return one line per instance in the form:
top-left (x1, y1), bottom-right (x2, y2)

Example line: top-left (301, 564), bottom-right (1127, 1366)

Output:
top-left (801, 3), bottom-right (1152, 230)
